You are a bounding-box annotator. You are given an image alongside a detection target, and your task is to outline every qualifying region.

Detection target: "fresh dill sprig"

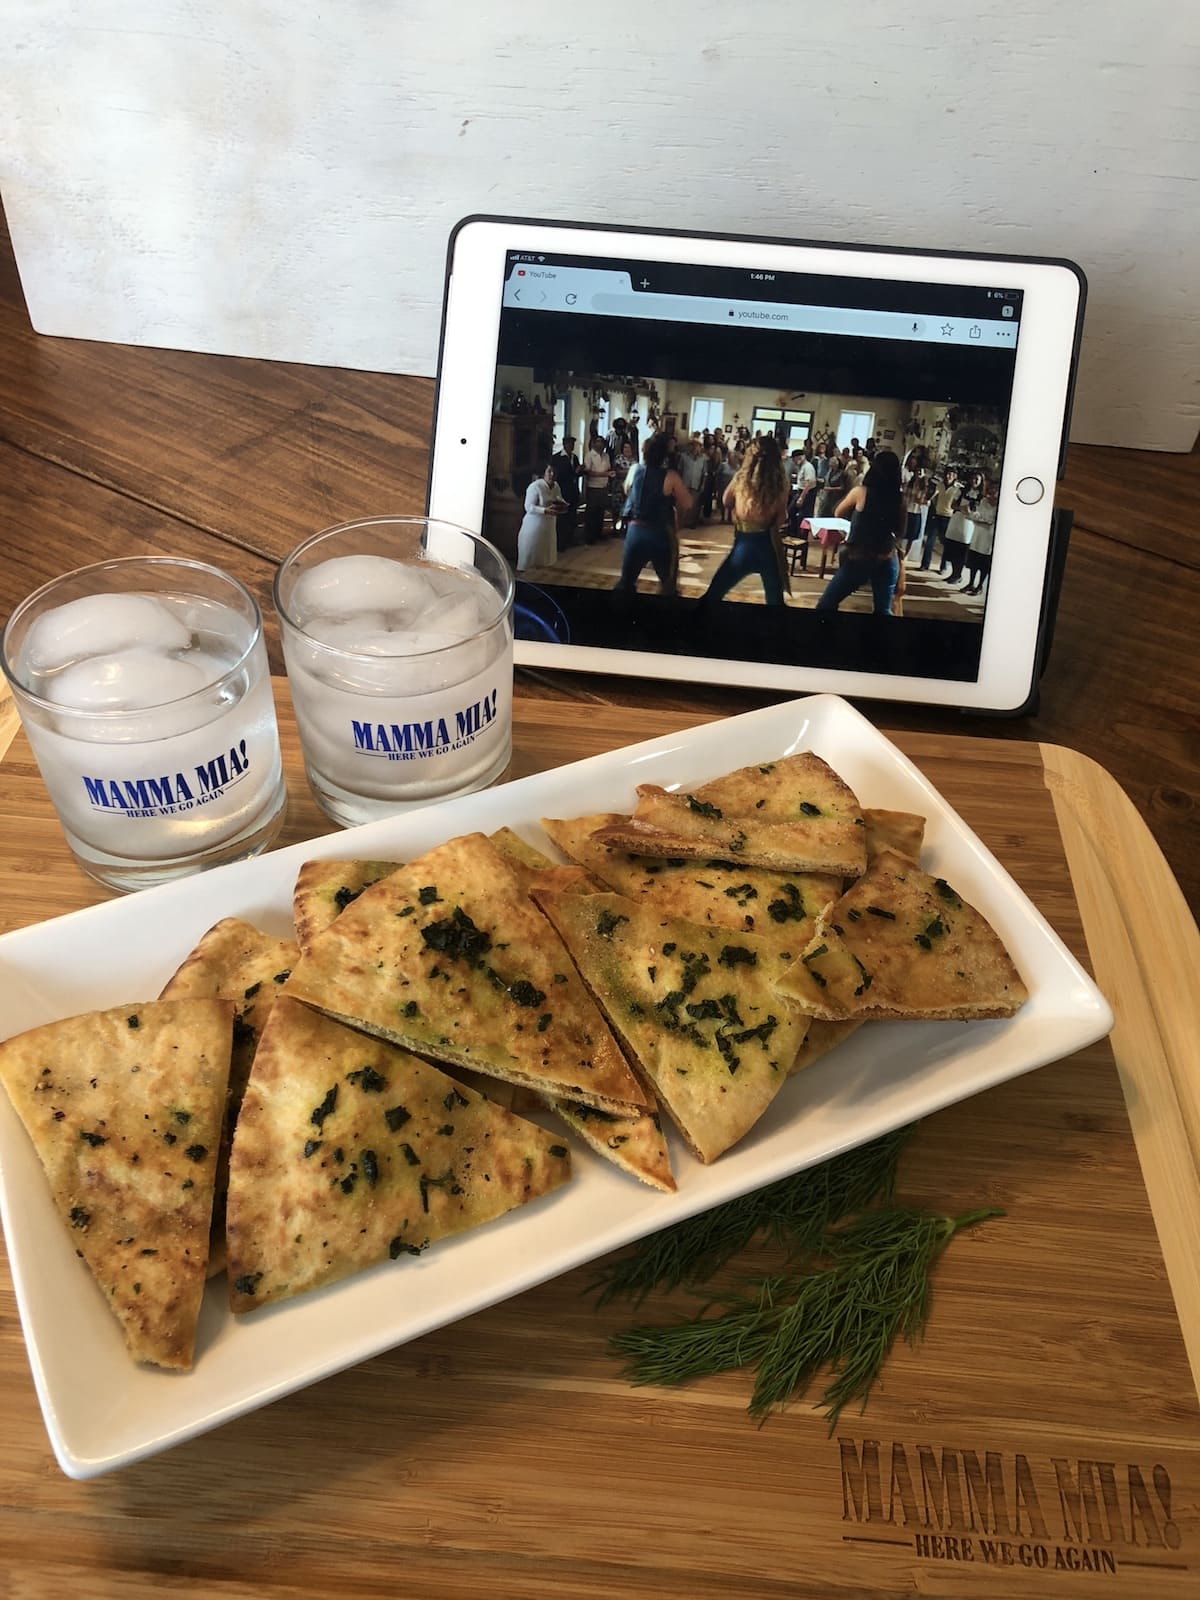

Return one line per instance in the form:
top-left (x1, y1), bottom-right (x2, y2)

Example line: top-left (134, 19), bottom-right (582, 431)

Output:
top-left (589, 1124), bottom-right (913, 1305)
top-left (610, 1205), bottom-right (1002, 1429)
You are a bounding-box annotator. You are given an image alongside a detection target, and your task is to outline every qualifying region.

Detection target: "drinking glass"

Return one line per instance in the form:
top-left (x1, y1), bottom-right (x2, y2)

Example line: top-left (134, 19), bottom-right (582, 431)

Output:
top-left (1, 557), bottom-right (288, 892)
top-left (274, 517), bottom-right (514, 827)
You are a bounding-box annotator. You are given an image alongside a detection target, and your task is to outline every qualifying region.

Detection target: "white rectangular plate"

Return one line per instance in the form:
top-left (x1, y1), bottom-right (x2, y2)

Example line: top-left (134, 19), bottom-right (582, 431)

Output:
top-left (0, 694), bottom-right (1111, 1477)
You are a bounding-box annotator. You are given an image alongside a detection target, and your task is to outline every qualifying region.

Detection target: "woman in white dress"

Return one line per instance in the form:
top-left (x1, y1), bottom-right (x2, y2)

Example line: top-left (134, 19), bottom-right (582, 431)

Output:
top-left (516, 464), bottom-right (565, 571)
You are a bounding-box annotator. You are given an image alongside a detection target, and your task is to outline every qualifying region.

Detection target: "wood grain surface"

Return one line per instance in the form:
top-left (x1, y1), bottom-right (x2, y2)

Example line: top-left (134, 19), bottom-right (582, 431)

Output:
top-left (0, 201), bottom-right (1196, 921)
top-left (0, 690), bottom-right (1198, 1598)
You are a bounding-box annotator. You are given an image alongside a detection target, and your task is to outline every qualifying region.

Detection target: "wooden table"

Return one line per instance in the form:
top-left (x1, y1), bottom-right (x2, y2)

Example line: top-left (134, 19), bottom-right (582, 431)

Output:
top-left (1, 685), bottom-right (1199, 1598)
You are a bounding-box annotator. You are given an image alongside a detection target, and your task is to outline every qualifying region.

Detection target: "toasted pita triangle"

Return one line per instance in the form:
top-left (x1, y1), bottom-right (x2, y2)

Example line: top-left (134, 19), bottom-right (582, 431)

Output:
top-left (225, 998), bottom-right (571, 1311)
top-left (283, 833), bottom-right (648, 1112)
top-left (774, 851), bottom-right (1029, 1022)
top-left (160, 917), bottom-right (300, 1276)
top-left (489, 827), bottom-right (555, 871)
top-left (789, 1019), bottom-right (865, 1074)
top-left (0, 999), bottom-right (232, 1368)
top-left (293, 860), bottom-right (401, 951)
top-left (533, 889), bottom-right (810, 1164)
top-left (547, 1095), bottom-right (675, 1192)
top-left (863, 808), bottom-right (925, 866)
top-left (543, 812), bottom-right (841, 958)
top-left (592, 752), bottom-right (867, 876)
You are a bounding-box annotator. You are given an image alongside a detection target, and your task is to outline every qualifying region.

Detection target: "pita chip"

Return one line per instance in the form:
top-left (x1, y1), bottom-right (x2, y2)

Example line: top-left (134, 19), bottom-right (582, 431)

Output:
top-left (548, 1096), bottom-right (675, 1192)
top-left (863, 808), bottom-right (926, 866)
top-left (293, 859), bottom-right (401, 951)
top-left (592, 752), bottom-right (867, 877)
top-left (0, 999), bottom-right (233, 1368)
top-left (774, 850), bottom-right (1030, 1022)
top-left (160, 916), bottom-right (300, 1274)
top-left (533, 889), bottom-right (811, 1164)
top-left (226, 998), bottom-right (571, 1311)
top-left (543, 811), bottom-right (841, 957)
top-left (283, 832), bottom-right (649, 1112)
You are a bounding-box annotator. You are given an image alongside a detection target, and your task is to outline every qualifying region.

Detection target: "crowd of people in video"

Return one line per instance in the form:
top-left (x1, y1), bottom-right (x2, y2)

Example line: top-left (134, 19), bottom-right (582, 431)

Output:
top-left (515, 415), bottom-right (997, 617)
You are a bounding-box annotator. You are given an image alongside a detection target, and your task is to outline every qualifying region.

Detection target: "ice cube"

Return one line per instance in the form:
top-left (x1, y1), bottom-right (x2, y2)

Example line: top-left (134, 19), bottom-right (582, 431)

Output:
top-left (180, 648), bottom-right (236, 683)
top-left (301, 614), bottom-right (391, 652)
top-left (290, 557), bottom-right (436, 625)
top-left (416, 592), bottom-right (486, 637)
top-left (22, 593), bottom-right (192, 675)
top-left (47, 647), bottom-right (216, 712)
top-left (309, 630), bottom-right (472, 694)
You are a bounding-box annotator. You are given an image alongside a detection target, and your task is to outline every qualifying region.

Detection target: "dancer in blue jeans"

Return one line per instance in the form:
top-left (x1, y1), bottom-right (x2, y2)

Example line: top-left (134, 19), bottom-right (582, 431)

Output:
top-left (815, 448), bottom-right (905, 615)
top-left (613, 432), bottom-right (693, 595)
top-left (702, 434), bottom-right (791, 607)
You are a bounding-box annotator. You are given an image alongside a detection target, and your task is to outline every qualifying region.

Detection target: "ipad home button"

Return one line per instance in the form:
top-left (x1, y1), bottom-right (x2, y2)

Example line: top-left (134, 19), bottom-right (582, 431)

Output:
top-left (1015, 476), bottom-right (1045, 505)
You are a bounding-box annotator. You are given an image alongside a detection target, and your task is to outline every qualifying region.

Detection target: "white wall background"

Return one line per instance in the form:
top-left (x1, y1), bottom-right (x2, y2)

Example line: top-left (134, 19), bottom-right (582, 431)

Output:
top-left (1, 0), bottom-right (1197, 450)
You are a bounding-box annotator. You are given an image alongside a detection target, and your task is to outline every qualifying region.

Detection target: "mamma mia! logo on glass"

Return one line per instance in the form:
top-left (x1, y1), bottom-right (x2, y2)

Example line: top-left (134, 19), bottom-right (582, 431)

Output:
top-left (82, 741), bottom-right (252, 818)
top-left (350, 689), bottom-right (500, 762)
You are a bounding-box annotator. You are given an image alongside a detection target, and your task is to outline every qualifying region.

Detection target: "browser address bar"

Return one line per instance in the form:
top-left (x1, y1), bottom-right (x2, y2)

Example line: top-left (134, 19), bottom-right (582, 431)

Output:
top-left (590, 291), bottom-right (926, 341)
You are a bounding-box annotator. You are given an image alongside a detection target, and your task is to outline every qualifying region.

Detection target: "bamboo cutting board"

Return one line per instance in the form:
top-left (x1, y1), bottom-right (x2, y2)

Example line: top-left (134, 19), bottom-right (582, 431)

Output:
top-left (0, 684), bottom-right (1198, 1600)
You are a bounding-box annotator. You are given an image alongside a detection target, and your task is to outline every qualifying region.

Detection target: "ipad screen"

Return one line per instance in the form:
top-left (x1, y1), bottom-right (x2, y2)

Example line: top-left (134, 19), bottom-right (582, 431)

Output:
top-left (485, 249), bottom-right (1023, 683)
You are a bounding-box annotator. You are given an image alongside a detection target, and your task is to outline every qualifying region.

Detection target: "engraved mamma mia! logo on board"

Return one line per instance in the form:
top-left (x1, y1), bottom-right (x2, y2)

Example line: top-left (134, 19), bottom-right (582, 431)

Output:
top-left (838, 1438), bottom-right (1187, 1579)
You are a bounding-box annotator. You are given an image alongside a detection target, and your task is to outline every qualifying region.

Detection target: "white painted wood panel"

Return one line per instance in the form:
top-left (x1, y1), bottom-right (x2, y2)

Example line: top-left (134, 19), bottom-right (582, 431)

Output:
top-left (2, 0), bottom-right (1197, 450)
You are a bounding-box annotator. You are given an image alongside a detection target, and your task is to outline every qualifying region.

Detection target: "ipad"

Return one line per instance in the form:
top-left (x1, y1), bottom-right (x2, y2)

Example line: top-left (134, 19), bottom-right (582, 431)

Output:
top-left (428, 216), bottom-right (1085, 713)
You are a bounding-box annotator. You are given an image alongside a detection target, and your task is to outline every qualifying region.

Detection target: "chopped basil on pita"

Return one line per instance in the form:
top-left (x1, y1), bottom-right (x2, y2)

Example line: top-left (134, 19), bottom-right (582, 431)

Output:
top-left (0, 999), bottom-right (233, 1368)
top-left (226, 998), bottom-right (571, 1311)
top-left (533, 889), bottom-right (810, 1164)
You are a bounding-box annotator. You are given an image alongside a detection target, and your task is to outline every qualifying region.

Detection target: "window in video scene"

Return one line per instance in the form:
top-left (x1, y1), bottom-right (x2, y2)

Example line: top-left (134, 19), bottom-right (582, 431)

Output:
top-left (488, 253), bottom-right (1021, 682)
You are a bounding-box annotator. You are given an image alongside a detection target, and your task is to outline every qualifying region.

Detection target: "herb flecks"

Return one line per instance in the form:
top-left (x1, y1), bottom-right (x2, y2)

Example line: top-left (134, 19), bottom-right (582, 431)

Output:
top-left (390, 1236), bottom-right (426, 1259)
top-left (310, 1086), bottom-right (338, 1128)
top-left (421, 906), bottom-right (492, 966)
top-left (686, 796), bottom-right (723, 820)
top-left (595, 909), bottom-right (628, 940)
top-left (767, 883), bottom-right (807, 924)
top-left (347, 1065), bottom-right (388, 1093)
